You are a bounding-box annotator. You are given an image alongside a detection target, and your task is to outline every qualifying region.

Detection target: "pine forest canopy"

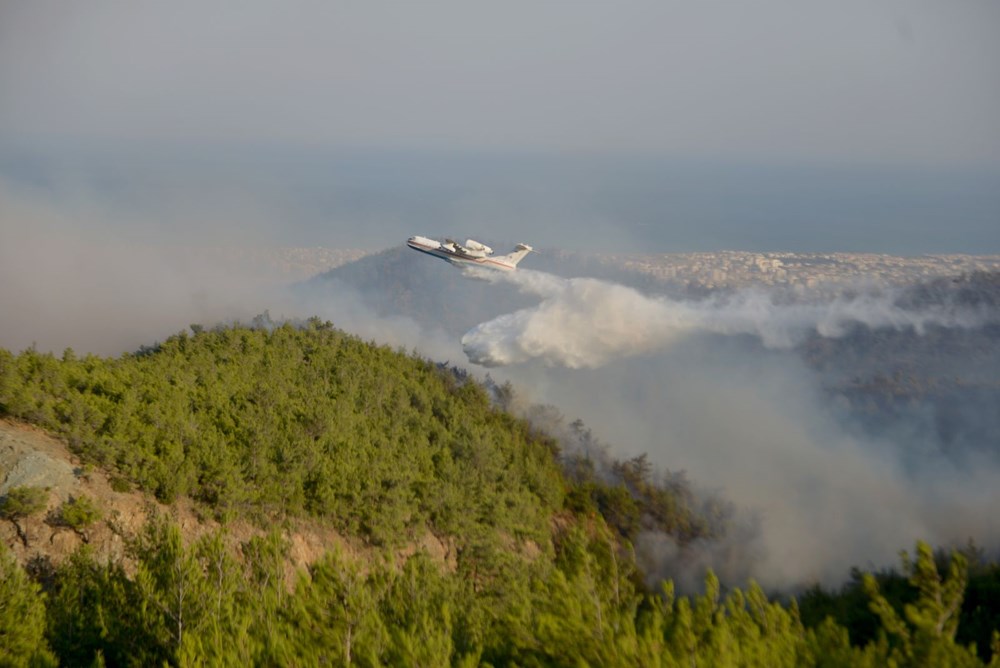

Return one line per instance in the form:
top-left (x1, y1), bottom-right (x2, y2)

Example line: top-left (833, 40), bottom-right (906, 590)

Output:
top-left (1, 321), bottom-right (999, 665)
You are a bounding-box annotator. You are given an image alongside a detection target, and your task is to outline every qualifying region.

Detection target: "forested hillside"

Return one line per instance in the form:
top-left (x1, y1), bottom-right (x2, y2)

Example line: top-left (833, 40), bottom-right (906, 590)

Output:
top-left (0, 321), bottom-right (564, 549)
top-left (1, 323), bottom-right (999, 665)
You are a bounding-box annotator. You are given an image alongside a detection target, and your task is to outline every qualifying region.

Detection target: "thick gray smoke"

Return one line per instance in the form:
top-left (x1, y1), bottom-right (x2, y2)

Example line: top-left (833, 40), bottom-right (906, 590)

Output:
top-left (462, 268), bottom-right (1000, 590)
top-left (462, 269), bottom-right (996, 367)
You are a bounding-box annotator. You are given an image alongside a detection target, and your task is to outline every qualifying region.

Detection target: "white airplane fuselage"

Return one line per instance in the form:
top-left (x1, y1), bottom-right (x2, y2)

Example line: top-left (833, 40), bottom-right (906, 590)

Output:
top-left (407, 236), bottom-right (532, 271)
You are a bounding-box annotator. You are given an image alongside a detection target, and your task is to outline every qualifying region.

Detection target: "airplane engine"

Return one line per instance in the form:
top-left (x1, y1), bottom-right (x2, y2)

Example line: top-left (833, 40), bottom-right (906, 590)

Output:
top-left (465, 239), bottom-right (493, 254)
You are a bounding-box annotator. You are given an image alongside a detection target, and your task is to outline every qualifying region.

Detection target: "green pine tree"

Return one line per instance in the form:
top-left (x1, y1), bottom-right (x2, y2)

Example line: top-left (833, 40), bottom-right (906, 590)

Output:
top-left (1, 486), bottom-right (49, 548)
top-left (0, 543), bottom-right (57, 666)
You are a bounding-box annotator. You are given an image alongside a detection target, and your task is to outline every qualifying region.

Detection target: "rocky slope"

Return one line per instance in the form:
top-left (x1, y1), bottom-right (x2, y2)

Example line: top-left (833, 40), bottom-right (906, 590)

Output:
top-left (0, 419), bottom-right (400, 577)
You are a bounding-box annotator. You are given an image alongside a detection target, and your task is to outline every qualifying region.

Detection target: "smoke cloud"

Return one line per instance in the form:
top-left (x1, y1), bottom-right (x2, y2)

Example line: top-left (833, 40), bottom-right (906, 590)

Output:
top-left (462, 269), bottom-right (996, 367)
top-left (461, 269), bottom-right (1000, 590)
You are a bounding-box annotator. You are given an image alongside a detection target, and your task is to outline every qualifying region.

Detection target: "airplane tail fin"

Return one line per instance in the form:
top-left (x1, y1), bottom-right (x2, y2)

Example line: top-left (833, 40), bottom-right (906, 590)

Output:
top-left (495, 243), bottom-right (533, 268)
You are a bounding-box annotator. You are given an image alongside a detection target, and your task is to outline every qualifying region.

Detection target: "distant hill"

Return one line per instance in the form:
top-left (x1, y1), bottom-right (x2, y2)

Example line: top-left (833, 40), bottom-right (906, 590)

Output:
top-left (302, 246), bottom-right (530, 335)
top-left (301, 244), bottom-right (688, 336)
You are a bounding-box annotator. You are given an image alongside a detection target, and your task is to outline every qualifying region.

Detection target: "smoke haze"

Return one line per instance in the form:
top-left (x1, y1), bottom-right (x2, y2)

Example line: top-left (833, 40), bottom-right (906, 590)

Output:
top-left (491, 325), bottom-right (1000, 591)
top-left (2, 0), bottom-right (999, 593)
top-left (0, 178), bottom-right (292, 354)
top-left (462, 268), bottom-right (997, 367)
top-left (4, 169), bottom-right (999, 592)
top-left (446, 266), bottom-right (1000, 589)
top-left (0, 177), bottom-right (430, 358)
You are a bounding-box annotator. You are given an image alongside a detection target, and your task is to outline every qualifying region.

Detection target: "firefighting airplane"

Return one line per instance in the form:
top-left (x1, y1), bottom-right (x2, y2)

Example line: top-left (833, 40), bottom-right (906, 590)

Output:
top-left (407, 236), bottom-right (533, 271)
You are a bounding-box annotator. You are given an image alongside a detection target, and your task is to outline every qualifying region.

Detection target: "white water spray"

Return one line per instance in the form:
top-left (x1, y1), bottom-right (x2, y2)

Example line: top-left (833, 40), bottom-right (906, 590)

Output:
top-left (462, 269), bottom-right (992, 368)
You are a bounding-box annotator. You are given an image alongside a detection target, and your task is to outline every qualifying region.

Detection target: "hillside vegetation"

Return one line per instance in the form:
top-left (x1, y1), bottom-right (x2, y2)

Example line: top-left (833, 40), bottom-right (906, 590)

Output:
top-left (0, 320), bottom-right (563, 549)
top-left (1, 322), bottom-right (999, 665)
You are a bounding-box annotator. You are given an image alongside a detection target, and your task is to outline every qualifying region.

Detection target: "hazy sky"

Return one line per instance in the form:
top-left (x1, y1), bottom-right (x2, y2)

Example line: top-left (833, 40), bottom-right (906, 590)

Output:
top-left (2, 1), bottom-right (998, 163)
top-left (1, 2), bottom-right (998, 252)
